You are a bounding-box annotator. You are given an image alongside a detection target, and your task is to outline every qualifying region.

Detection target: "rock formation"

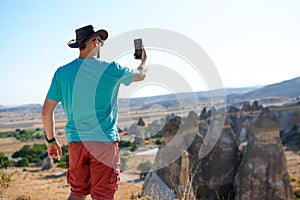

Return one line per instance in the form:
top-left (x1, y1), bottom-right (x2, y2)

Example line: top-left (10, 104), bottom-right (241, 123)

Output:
top-left (128, 117), bottom-right (147, 144)
top-left (234, 108), bottom-right (295, 200)
top-left (241, 101), bottom-right (264, 112)
top-left (143, 107), bottom-right (296, 199)
top-left (144, 112), bottom-right (198, 199)
top-left (251, 100), bottom-right (264, 111)
top-left (241, 102), bottom-right (251, 112)
top-left (137, 117), bottom-right (146, 126)
top-left (41, 155), bottom-right (54, 170)
top-left (199, 107), bottom-right (209, 120)
top-left (227, 106), bottom-right (240, 114)
top-left (192, 119), bottom-right (239, 199)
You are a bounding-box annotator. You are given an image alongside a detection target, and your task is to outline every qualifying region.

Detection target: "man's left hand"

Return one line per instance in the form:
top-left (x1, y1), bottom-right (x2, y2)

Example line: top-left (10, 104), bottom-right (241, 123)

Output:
top-left (48, 141), bottom-right (63, 160)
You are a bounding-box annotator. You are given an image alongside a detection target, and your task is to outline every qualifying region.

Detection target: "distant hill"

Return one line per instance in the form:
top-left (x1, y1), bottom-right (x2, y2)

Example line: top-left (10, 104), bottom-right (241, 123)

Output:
top-left (0, 104), bottom-right (42, 113)
top-left (230, 76), bottom-right (300, 102)
top-left (121, 77), bottom-right (300, 108)
top-left (2, 76), bottom-right (299, 112)
top-left (119, 86), bottom-right (261, 109)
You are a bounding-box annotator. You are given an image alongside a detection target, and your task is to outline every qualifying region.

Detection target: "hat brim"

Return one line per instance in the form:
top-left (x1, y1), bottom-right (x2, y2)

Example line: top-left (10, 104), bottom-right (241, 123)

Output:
top-left (91, 29), bottom-right (108, 41)
top-left (67, 29), bottom-right (108, 48)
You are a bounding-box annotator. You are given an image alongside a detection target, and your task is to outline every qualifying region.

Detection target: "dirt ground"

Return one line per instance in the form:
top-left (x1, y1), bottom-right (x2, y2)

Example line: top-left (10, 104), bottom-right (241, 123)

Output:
top-left (0, 167), bottom-right (143, 200)
top-left (0, 138), bottom-right (155, 200)
top-left (0, 150), bottom-right (299, 200)
top-left (0, 107), bottom-right (299, 199)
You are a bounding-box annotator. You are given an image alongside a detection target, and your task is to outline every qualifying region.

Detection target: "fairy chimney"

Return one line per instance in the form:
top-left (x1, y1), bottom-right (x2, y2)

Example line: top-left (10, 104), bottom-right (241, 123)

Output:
top-left (234, 108), bottom-right (295, 200)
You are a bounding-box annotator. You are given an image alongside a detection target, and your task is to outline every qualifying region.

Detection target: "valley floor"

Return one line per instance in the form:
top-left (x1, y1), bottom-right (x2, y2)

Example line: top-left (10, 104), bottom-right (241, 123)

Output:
top-left (1, 150), bottom-right (300, 200)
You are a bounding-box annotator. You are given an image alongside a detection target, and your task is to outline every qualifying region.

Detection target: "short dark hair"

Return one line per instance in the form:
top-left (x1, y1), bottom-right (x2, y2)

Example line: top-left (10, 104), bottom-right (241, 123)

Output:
top-left (79, 43), bottom-right (87, 51)
top-left (79, 37), bottom-right (98, 51)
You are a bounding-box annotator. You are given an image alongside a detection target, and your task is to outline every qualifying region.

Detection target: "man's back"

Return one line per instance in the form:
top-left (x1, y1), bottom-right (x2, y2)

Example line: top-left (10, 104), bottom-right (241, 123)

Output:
top-left (46, 58), bottom-right (135, 142)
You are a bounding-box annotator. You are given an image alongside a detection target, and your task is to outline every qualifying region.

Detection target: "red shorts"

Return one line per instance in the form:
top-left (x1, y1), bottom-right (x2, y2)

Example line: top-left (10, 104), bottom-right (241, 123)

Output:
top-left (67, 141), bottom-right (120, 200)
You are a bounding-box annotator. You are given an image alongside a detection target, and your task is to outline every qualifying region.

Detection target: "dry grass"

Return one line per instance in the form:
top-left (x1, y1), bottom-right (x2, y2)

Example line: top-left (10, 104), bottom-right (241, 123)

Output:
top-left (0, 137), bottom-right (67, 155)
top-left (0, 107), bottom-right (192, 133)
top-left (0, 167), bottom-right (143, 200)
top-left (285, 150), bottom-right (300, 194)
top-left (0, 150), bottom-right (299, 200)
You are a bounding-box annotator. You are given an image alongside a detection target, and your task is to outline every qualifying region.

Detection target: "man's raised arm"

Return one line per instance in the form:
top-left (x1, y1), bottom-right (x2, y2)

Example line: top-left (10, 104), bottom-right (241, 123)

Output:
top-left (133, 48), bottom-right (147, 82)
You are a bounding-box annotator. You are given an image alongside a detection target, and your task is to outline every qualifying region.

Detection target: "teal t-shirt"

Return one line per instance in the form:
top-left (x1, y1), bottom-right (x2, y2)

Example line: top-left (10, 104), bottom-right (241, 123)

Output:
top-left (46, 58), bottom-right (135, 142)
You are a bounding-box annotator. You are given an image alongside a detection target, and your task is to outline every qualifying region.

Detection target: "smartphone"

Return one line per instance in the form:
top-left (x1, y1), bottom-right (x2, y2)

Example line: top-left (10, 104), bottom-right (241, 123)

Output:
top-left (134, 38), bottom-right (143, 59)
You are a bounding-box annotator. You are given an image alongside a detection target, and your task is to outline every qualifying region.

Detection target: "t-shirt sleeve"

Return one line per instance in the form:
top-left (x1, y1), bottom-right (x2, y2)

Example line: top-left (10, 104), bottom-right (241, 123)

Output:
top-left (46, 69), bottom-right (62, 102)
top-left (113, 62), bottom-right (135, 86)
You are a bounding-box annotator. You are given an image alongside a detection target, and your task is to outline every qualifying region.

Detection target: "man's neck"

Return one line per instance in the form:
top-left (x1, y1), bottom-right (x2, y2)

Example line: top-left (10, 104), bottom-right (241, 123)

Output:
top-left (79, 53), bottom-right (96, 59)
top-left (79, 49), bottom-right (97, 59)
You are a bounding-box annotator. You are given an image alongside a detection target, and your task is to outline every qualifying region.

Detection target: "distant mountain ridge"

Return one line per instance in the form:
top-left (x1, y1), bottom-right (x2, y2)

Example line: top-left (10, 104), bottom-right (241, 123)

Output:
top-left (119, 86), bottom-right (261, 108)
top-left (1, 76), bottom-right (299, 111)
top-left (0, 104), bottom-right (42, 113)
top-left (230, 76), bottom-right (300, 102)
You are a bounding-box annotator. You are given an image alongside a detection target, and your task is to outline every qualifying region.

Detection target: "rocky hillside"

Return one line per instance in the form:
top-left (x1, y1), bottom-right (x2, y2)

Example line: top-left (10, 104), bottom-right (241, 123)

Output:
top-left (143, 101), bottom-right (299, 199)
top-left (231, 76), bottom-right (300, 102)
top-left (120, 76), bottom-right (300, 109)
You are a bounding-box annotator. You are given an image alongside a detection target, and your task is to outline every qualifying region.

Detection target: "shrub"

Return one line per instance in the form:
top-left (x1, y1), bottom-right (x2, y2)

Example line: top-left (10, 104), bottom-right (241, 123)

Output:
top-left (155, 139), bottom-right (162, 145)
top-left (56, 154), bottom-right (69, 168)
top-left (120, 140), bottom-right (137, 152)
top-left (56, 161), bottom-right (67, 168)
top-left (0, 129), bottom-right (45, 141)
top-left (12, 144), bottom-right (47, 164)
top-left (120, 140), bottom-right (133, 148)
top-left (16, 157), bottom-right (29, 167)
top-left (0, 172), bottom-right (12, 187)
top-left (294, 188), bottom-right (300, 198)
top-left (0, 152), bottom-right (11, 169)
top-left (130, 145), bottom-right (137, 152)
top-left (290, 176), bottom-right (296, 182)
top-left (0, 131), bottom-right (15, 138)
top-left (137, 160), bottom-right (153, 180)
top-left (54, 145), bottom-right (69, 168)
top-left (120, 156), bottom-right (128, 172)
top-left (150, 131), bottom-right (163, 138)
top-left (137, 160), bottom-right (153, 173)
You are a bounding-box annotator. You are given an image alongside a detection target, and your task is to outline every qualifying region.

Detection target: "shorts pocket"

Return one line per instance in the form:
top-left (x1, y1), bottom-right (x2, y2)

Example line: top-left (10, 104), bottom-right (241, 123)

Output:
top-left (68, 142), bottom-right (83, 153)
top-left (106, 169), bottom-right (120, 191)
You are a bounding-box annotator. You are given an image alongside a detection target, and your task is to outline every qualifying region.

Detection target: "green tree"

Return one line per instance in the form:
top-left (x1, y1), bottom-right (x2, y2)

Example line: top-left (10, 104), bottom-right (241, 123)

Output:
top-left (0, 152), bottom-right (11, 169)
top-left (12, 144), bottom-right (47, 164)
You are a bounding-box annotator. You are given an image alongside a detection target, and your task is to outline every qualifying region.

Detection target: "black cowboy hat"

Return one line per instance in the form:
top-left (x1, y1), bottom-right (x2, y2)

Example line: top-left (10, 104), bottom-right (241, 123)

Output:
top-left (67, 25), bottom-right (108, 48)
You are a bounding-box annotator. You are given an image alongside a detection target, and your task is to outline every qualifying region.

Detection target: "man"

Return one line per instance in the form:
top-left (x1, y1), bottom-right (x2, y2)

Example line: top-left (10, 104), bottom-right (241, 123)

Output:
top-left (42, 25), bottom-right (147, 200)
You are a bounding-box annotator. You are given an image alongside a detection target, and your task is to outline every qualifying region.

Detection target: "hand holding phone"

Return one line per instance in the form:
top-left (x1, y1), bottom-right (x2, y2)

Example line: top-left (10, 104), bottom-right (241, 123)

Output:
top-left (134, 38), bottom-right (143, 59)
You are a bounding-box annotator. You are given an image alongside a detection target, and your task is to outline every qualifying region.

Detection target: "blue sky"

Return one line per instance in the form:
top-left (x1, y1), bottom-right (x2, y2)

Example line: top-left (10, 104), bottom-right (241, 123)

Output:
top-left (0, 0), bottom-right (300, 105)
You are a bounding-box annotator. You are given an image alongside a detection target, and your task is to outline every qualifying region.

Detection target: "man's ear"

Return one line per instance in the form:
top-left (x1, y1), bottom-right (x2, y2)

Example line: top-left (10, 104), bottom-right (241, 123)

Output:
top-left (93, 39), bottom-right (98, 47)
